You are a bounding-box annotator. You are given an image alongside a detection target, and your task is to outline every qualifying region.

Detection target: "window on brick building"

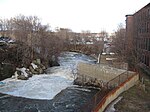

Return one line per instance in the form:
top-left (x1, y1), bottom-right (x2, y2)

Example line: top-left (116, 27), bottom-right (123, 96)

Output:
top-left (144, 55), bottom-right (147, 65)
top-left (143, 23), bottom-right (145, 33)
top-left (146, 9), bottom-right (148, 18)
top-left (145, 38), bottom-right (147, 50)
top-left (146, 38), bottom-right (148, 50)
top-left (143, 38), bottom-right (144, 49)
top-left (142, 39), bottom-right (143, 49)
top-left (148, 8), bottom-right (150, 18)
top-left (138, 39), bottom-right (140, 49)
top-left (149, 56), bottom-right (150, 67)
top-left (147, 22), bottom-right (149, 33)
top-left (149, 38), bottom-right (150, 51)
top-left (139, 39), bottom-right (140, 49)
top-left (145, 39), bottom-right (146, 50)
top-left (146, 56), bottom-right (149, 66)
top-left (144, 22), bottom-right (146, 33)
top-left (141, 39), bottom-right (142, 49)
top-left (144, 39), bottom-right (145, 49)
top-left (142, 55), bottom-right (144, 63)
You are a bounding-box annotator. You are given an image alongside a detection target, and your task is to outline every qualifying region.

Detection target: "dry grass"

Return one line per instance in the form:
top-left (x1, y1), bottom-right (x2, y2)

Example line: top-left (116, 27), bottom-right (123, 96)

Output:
top-left (100, 54), bottom-right (115, 64)
top-left (114, 70), bottom-right (150, 112)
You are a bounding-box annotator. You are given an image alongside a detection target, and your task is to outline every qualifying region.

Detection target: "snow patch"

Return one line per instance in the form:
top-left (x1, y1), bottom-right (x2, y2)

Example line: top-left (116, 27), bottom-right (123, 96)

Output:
top-left (16, 67), bottom-right (28, 77)
top-left (105, 96), bottom-right (123, 112)
top-left (12, 71), bottom-right (18, 79)
top-left (31, 63), bottom-right (38, 69)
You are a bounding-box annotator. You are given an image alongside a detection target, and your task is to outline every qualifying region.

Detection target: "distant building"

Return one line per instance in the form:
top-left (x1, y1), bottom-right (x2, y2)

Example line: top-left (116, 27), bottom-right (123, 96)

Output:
top-left (126, 3), bottom-right (150, 71)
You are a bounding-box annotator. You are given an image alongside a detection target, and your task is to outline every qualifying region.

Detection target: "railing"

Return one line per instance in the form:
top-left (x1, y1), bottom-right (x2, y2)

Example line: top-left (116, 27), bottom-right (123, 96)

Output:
top-left (106, 71), bottom-right (129, 89)
top-left (79, 70), bottom-right (134, 112)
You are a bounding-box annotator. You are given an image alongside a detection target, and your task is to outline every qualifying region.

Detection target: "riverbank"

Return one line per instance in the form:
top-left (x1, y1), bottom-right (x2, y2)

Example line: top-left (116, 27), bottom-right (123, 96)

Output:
top-left (114, 69), bottom-right (150, 112)
top-left (0, 52), bottom-right (99, 111)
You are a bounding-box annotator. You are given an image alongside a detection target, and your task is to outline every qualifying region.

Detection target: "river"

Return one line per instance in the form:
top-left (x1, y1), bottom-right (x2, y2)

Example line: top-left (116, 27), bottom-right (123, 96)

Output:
top-left (0, 52), bottom-right (99, 112)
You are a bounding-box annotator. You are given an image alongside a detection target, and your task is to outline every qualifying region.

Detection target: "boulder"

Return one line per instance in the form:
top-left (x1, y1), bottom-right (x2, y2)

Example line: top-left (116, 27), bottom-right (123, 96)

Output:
top-left (40, 64), bottom-right (46, 70)
top-left (29, 59), bottom-right (46, 74)
top-left (29, 66), bottom-right (38, 74)
top-left (74, 76), bottom-right (103, 88)
top-left (35, 68), bottom-right (43, 74)
top-left (29, 66), bottom-right (34, 72)
top-left (74, 77), bottom-right (83, 86)
top-left (16, 70), bottom-right (22, 76)
top-left (0, 63), bottom-right (15, 81)
top-left (15, 67), bottom-right (30, 80)
top-left (17, 75), bottom-right (28, 80)
top-left (25, 70), bottom-right (32, 77)
top-left (49, 60), bottom-right (60, 67)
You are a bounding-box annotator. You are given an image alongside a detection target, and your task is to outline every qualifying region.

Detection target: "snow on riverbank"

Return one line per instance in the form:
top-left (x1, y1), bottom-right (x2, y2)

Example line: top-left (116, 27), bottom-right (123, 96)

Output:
top-left (0, 52), bottom-right (96, 100)
top-left (105, 96), bottom-right (123, 112)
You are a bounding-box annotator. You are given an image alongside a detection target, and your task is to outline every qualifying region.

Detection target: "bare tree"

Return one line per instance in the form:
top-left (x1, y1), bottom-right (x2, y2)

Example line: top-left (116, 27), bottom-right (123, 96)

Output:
top-left (0, 15), bottom-right (64, 66)
top-left (112, 24), bottom-right (126, 61)
top-left (0, 19), bottom-right (11, 37)
top-left (112, 24), bottom-right (139, 70)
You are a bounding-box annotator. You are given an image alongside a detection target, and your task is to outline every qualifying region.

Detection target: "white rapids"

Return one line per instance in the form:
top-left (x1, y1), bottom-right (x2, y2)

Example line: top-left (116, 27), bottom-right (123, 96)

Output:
top-left (0, 52), bottom-right (96, 100)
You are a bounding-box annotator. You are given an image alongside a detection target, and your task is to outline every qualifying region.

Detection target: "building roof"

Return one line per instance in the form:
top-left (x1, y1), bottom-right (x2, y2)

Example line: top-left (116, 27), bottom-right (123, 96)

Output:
top-left (126, 3), bottom-right (150, 17)
top-left (134, 3), bottom-right (150, 15)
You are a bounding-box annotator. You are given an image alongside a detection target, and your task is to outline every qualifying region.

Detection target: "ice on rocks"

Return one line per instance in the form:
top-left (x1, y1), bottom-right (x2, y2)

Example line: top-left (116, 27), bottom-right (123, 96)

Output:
top-left (16, 67), bottom-right (28, 77)
top-left (31, 63), bottom-right (38, 69)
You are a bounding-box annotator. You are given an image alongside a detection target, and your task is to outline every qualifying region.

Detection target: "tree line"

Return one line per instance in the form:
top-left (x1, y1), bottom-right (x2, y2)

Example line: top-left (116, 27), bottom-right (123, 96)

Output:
top-left (112, 23), bottom-right (138, 70)
top-left (0, 15), bottom-right (63, 67)
top-left (0, 15), bottom-right (111, 67)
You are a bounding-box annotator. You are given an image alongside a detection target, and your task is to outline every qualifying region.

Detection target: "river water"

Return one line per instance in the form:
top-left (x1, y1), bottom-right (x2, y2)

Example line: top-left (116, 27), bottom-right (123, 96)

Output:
top-left (0, 52), bottom-right (99, 112)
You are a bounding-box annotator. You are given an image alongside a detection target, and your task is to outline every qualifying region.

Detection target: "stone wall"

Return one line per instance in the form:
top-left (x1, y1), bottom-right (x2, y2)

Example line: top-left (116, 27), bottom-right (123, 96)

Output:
top-left (77, 62), bottom-right (126, 83)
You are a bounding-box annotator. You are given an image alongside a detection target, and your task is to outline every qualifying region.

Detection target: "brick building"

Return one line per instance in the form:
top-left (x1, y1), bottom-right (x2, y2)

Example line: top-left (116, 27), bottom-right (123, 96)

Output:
top-left (126, 3), bottom-right (150, 71)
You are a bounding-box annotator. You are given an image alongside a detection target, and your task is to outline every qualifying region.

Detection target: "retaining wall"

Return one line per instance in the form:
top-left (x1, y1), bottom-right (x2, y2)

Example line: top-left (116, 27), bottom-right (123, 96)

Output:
top-left (77, 62), bottom-right (126, 82)
top-left (93, 73), bottom-right (139, 112)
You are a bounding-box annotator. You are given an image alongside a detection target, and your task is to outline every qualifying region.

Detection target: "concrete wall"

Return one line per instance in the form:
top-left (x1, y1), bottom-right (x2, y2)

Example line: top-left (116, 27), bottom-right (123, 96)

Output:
top-left (77, 62), bottom-right (126, 82)
top-left (94, 73), bottom-right (139, 112)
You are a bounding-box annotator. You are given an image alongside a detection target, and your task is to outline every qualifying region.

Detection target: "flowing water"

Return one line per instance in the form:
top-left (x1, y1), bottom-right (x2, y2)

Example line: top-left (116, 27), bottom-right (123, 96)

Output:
top-left (0, 52), bottom-right (99, 112)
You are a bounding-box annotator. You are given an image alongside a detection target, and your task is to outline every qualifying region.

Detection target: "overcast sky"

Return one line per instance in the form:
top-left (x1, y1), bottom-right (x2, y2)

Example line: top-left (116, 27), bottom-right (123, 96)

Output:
top-left (0, 0), bottom-right (149, 33)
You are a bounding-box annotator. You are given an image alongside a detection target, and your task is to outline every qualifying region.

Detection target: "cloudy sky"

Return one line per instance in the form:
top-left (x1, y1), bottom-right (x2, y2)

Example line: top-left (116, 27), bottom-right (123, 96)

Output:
top-left (0, 0), bottom-right (149, 33)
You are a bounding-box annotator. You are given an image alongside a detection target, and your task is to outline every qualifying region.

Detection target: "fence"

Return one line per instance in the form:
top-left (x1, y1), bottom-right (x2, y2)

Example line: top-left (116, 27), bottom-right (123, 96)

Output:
top-left (106, 71), bottom-right (129, 89)
top-left (94, 72), bottom-right (139, 112)
top-left (79, 71), bottom-right (136, 112)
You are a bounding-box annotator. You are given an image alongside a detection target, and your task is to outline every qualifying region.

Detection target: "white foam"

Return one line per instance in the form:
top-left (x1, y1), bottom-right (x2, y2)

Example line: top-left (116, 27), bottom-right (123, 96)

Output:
top-left (0, 52), bottom-right (96, 100)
